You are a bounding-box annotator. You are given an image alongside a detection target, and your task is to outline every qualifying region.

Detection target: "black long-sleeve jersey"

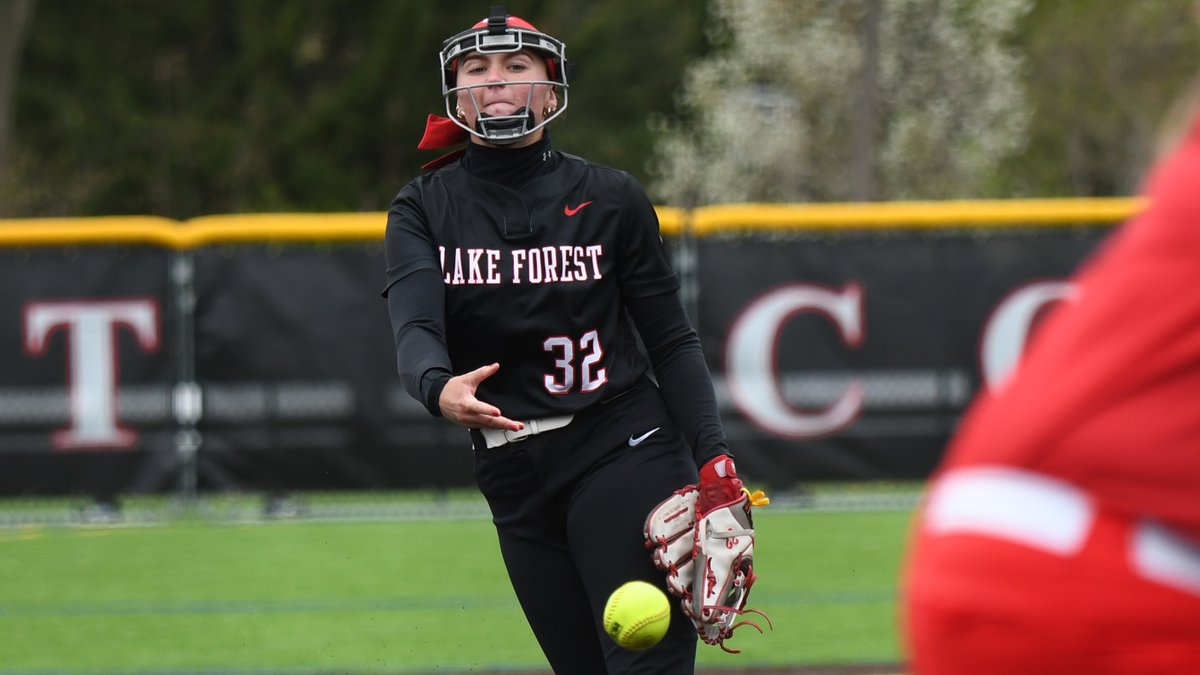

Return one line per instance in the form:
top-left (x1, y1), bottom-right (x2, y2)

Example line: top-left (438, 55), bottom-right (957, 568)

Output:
top-left (383, 136), bottom-right (729, 464)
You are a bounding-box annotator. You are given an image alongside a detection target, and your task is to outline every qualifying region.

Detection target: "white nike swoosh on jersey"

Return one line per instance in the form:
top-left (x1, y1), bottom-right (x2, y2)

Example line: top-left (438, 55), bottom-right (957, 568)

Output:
top-left (628, 427), bottom-right (661, 447)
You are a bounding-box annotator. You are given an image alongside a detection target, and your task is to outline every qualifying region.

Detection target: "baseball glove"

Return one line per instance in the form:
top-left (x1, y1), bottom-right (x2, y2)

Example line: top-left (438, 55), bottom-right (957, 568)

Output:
top-left (644, 456), bottom-right (771, 652)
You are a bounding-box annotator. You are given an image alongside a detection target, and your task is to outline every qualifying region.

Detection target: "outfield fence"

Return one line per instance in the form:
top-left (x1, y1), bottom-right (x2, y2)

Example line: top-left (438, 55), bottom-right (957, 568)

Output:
top-left (0, 198), bottom-right (1142, 519)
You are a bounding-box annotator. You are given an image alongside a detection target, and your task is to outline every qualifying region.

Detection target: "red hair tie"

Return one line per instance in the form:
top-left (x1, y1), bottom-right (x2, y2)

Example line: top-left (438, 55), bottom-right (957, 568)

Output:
top-left (417, 114), bottom-right (469, 170)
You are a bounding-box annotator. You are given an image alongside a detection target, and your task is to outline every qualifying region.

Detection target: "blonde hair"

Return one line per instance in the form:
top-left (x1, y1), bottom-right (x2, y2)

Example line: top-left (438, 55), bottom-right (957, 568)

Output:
top-left (1155, 74), bottom-right (1200, 161)
top-left (1155, 1), bottom-right (1200, 159)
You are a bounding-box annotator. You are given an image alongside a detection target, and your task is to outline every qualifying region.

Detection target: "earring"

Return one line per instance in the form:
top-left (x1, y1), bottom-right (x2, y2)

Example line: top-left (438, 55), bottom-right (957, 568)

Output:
top-left (543, 105), bottom-right (557, 117)
top-left (455, 107), bottom-right (466, 120)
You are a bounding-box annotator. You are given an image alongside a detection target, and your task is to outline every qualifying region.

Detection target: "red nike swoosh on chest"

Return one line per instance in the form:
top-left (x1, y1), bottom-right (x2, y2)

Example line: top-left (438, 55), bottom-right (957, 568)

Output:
top-left (564, 201), bottom-right (593, 216)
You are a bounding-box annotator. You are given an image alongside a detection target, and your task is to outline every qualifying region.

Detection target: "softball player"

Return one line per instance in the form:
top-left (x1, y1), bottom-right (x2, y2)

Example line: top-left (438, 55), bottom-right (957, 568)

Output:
top-left (383, 8), bottom-right (763, 673)
top-left (902, 107), bottom-right (1200, 673)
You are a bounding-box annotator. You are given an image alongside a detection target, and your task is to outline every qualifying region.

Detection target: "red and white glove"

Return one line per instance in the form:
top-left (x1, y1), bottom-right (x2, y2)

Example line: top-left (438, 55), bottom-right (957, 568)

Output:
top-left (644, 455), bottom-right (770, 652)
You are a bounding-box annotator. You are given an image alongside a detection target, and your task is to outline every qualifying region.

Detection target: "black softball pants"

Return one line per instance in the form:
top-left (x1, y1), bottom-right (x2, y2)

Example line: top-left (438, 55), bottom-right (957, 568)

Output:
top-left (471, 379), bottom-right (700, 674)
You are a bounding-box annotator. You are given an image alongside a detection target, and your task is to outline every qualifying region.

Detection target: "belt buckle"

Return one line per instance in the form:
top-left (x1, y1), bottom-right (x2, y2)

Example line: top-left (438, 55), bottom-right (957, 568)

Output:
top-left (503, 424), bottom-right (533, 444)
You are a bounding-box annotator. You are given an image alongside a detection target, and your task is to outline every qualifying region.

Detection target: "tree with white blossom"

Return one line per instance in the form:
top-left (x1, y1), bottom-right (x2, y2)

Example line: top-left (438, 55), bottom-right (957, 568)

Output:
top-left (650, 0), bottom-right (1033, 205)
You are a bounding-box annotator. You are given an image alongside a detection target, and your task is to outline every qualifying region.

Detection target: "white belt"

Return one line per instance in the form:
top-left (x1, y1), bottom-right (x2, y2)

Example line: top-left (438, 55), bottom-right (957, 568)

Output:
top-left (478, 415), bottom-right (574, 449)
top-left (924, 466), bottom-right (1200, 597)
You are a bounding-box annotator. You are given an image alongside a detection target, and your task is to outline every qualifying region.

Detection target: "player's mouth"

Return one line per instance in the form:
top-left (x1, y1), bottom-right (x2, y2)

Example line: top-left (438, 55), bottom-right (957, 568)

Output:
top-left (482, 102), bottom-right (518, 115)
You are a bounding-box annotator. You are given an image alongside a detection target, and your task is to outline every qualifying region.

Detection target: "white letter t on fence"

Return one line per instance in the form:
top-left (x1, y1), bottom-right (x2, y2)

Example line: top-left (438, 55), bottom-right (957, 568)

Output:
top-left (23, 299), bottom-right (160, 449)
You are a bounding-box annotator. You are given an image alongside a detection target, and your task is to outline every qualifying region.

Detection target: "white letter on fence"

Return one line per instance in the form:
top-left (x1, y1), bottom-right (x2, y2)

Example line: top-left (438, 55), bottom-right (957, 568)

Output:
top-left (725, 284), bottom-right (864, 438)
top-left (980, 281), bottom-right (1076, 391)
top-left (24, 299), bottom-right (160, 449)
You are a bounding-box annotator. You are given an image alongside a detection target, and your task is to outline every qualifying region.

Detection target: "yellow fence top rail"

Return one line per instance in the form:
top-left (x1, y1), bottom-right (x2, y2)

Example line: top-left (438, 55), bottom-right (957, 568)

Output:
top-left (0, 216), bottom-right (185, 248)
top-left (183, 213), bottom-right (384, 246)
top-left (685, 197), bottom-right (1146, 235)
top-left (0, 214), bottom-right (385, 249)
top-left (0, 198), bottom-right (1146, 247)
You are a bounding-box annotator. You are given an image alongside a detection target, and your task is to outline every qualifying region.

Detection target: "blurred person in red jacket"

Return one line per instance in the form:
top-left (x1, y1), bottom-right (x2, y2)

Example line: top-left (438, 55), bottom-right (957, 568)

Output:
top-left (901, 57), bottom-right (1200, 675)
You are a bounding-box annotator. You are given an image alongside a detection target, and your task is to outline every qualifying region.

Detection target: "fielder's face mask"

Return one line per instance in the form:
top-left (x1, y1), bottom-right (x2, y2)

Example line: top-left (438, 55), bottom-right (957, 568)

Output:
top-left (440, 7), bottom-right (569, 145)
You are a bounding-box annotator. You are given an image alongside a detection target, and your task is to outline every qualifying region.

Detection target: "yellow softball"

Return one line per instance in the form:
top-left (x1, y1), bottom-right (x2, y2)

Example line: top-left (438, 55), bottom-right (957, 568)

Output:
top-left (603, 580), bottom-right (671, 651)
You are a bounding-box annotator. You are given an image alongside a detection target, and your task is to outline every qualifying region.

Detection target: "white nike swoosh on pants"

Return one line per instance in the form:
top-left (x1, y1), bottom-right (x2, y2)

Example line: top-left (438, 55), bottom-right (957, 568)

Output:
top-left (628, 427), bottom-right (660, 446)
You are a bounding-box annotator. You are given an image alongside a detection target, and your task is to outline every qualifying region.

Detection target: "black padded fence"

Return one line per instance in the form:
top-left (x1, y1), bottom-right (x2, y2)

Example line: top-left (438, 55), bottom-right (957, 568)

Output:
top-left (0, 201), bottom-right (1138, 500)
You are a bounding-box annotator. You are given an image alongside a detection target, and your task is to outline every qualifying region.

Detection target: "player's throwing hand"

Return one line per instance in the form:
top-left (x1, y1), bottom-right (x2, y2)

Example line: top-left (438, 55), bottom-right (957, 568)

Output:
top-left (438, 363), bottom-right (523, 432)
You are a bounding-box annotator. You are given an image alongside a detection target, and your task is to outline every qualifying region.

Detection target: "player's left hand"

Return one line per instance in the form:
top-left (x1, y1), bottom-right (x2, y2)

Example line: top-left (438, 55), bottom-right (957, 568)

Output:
top-left (644, 455), bottom-right (771, 652)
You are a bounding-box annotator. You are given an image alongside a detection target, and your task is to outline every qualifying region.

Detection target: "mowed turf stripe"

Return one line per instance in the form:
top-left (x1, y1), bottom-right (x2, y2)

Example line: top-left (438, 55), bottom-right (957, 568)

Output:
top-left (0, 589), bottom-right (895, 618)
top-left (0, 595), bottom-right (519, 617)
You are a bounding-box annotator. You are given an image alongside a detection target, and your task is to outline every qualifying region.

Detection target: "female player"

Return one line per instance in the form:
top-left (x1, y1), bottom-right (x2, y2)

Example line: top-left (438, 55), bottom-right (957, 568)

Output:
top-left (382, 8), bottom-right (762, 673)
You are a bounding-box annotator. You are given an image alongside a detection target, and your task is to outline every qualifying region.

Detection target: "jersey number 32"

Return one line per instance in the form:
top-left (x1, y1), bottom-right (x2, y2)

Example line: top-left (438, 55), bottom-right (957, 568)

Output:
top-left (543, 329), bottom-right (608, 395)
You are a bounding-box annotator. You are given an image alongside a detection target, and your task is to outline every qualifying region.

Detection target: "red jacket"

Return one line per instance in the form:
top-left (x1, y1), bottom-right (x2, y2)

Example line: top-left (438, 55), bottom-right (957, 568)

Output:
top-left (942, 114), bottom-right (1200, 539)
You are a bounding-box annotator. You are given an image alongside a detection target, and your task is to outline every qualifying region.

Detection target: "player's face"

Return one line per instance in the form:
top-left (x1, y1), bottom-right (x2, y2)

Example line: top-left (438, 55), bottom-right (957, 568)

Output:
top-left (455, 50), bottom-right (556, 141)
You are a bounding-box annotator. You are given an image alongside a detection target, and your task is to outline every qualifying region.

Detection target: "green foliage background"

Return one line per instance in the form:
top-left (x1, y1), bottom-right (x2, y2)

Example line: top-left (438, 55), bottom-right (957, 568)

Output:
top-left (4, 0), bottom-right (706, 218)
top-left (3, 1), bottom-right (1199, 217)
top-left (994, 0), bottom-right (1200, 197)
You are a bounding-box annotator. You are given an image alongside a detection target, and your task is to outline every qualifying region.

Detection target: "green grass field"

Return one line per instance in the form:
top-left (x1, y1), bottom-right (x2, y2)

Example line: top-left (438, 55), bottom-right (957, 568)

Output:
top-left (0, 492), bottom-right (916, 674)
